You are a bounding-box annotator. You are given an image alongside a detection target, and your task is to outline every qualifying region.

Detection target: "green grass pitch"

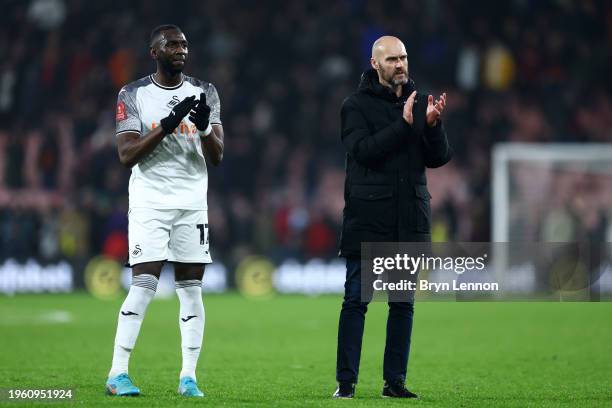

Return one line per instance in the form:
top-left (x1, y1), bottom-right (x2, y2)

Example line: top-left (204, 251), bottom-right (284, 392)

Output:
top-left (0, 293), bottom-right (611, 407)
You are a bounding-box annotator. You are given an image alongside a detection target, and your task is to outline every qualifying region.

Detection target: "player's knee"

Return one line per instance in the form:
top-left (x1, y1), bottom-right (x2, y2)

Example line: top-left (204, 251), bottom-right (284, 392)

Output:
top-left (174, 263), bottom-right (205, 281)
top-left (132, 261), bottom-right (164, 279)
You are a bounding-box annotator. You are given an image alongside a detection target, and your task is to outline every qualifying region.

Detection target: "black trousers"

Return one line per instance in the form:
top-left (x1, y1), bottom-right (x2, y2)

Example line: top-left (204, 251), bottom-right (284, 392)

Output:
top-left (336, 257), bottom-right (415, 384)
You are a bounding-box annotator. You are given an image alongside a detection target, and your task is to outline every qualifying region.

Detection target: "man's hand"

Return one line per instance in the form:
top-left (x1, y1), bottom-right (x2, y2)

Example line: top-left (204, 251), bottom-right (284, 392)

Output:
top-left (196, 92), bottom-right (223, 165)
top-left (426, 92), bottom-right (446, 127)
top-left (189, 93), bottom-right (212, 135)
top-left (160, 95), bottom-right (197, 134)
top-left (402, 90), bottom-right (417, 125)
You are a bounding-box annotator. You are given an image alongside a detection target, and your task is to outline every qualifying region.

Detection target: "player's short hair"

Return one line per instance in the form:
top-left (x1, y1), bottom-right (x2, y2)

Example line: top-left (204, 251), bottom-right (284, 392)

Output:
top-left (150, 24), bottom-right (183, 47)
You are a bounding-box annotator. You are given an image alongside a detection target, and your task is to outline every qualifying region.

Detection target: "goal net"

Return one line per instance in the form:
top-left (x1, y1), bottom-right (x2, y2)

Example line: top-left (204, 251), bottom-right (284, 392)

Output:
top-left (492, 143), bottom-right (612, 298)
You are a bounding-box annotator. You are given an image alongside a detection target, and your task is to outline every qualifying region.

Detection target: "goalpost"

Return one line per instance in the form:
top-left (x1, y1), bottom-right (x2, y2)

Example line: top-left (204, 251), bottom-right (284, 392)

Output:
top-left (491, 143), bottom-right (612, 297)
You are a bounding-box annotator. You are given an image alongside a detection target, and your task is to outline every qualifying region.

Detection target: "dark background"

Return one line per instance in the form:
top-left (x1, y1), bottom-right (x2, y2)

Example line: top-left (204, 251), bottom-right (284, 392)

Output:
top-left (1, 0), bottom-right (610, 270)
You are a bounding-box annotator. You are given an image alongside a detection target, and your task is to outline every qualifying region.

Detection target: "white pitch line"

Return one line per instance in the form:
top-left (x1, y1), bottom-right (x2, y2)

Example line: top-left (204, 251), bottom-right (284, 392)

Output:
top-left (0, 309), bottom-right (74, 325)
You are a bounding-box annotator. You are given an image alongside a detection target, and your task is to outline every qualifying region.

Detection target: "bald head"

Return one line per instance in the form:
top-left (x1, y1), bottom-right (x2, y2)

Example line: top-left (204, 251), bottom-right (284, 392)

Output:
top-left (370, 36), bottom-right (409, 89)
top-left (371, 36), bottom-right (406, 60)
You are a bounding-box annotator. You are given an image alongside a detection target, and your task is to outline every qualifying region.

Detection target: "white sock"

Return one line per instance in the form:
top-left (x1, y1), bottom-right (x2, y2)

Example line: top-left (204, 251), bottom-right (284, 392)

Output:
top-left (176, 280), bottom-right (205, 380)
top-left (108, 274), bottom-right (158, 378)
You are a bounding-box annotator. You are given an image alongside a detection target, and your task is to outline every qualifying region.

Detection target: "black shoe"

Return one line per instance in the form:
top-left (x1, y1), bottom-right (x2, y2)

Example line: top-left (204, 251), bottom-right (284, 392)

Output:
top-left (333, 382), bottom-right (355, 399)
top-left (382, 380), bottom-right (418, 398)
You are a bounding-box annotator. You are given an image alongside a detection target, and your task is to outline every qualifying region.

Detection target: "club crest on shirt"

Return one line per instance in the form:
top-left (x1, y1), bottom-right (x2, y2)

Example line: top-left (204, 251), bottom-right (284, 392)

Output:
top-left (167, 96), bottom-right (181, 109)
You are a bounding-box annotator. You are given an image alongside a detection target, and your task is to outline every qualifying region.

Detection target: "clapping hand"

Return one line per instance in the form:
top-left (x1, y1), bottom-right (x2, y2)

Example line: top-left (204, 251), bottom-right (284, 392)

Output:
top-left (160, 95), bottom-right (197, 134)
top-left (426, 93), bottom-right (446, 127)
top-left (189, 93), bottom-right (211, 133)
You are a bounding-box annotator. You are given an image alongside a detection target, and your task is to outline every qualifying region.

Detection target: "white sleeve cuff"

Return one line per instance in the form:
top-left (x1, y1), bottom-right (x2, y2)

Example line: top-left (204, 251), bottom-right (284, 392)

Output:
top-left (199, 123), bottom-right (213, 137)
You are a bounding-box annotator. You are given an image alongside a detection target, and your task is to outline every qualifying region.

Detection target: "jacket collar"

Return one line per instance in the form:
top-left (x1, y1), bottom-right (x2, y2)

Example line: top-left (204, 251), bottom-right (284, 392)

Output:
top-left (357, 68), bottom-right (415, 102)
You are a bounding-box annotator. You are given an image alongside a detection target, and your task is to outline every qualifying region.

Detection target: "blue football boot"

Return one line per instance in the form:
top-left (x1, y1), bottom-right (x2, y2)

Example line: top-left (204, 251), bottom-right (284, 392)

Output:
top-left (105, 373), bottom-right (140, 396)
top-left (178, 376), bottom-right (204, 397)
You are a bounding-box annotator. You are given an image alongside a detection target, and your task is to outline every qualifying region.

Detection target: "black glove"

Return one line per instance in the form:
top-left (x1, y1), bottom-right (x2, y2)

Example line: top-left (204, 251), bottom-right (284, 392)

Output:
top-left (160, 95), bottom-right (197, 134)
top-left (189, 93), bottom-right (211, 132)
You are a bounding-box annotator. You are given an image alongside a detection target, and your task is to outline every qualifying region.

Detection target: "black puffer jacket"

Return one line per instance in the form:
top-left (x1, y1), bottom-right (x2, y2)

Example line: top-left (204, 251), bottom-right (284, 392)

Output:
top-left (338, 69), bottom-right (452, 257)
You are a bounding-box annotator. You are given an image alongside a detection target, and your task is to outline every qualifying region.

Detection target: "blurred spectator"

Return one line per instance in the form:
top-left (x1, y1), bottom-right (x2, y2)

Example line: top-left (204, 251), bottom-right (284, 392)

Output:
top-left (0, 0), bottom-right (610, 265)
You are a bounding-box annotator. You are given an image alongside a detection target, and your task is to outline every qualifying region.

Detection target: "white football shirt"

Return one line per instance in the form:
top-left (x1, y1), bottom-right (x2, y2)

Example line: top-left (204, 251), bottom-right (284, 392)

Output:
top-left (115, 74), bottom-right (221, 210)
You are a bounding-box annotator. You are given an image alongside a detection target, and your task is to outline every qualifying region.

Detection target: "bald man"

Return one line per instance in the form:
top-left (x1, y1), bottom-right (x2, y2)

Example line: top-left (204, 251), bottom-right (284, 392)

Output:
top-left (334, 36), bottom-right (452, 399)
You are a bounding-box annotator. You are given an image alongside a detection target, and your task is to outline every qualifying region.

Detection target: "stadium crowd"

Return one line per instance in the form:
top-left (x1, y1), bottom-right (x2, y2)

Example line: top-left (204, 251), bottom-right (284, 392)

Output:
top-left (0, 0), bottom-right (610, 266)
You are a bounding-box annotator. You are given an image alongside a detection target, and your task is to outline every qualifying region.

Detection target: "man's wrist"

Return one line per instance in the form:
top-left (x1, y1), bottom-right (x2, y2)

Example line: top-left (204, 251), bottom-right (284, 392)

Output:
top-left (160, 117), bottom-right (177, 134)
top-left (198, 123), bottom-right (213, 138)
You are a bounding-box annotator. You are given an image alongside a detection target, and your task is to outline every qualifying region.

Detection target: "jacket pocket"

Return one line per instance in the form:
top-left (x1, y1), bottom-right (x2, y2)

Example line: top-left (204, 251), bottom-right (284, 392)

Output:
top-left (414, 185), bottom-right (432, 233)
top-left (348, 185), bottom-right (395, 231)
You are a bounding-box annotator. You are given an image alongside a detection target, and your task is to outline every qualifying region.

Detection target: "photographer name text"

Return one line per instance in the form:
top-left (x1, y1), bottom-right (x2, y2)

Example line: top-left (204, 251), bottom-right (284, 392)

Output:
top-left (373, 279), bottom-right (499, 292)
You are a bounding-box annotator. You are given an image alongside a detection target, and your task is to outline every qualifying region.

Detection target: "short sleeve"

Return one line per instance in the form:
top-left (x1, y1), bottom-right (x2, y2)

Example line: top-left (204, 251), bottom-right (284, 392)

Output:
top-left (206, 84), bottom-right (222, 125)
top-left (115, 87), bottom-right (142, 136)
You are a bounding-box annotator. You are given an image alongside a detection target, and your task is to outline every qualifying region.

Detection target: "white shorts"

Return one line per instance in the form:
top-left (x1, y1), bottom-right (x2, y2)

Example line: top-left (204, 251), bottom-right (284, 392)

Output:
top-left (128, 208), bottom-right (212, 266)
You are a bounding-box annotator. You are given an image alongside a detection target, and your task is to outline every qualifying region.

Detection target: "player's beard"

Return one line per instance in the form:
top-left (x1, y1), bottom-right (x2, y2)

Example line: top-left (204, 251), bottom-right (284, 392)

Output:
top-left (161, 57), bottom-right (185, 75)
top-left (387, 68), bottom-right (408, 86)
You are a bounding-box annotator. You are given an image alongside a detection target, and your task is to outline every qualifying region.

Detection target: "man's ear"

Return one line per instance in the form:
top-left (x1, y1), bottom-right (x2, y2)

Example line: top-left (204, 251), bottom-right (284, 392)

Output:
top-left (150, 47), bottom-right (157, 60)
top-left (370, 58), bottom-right (378, 70)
